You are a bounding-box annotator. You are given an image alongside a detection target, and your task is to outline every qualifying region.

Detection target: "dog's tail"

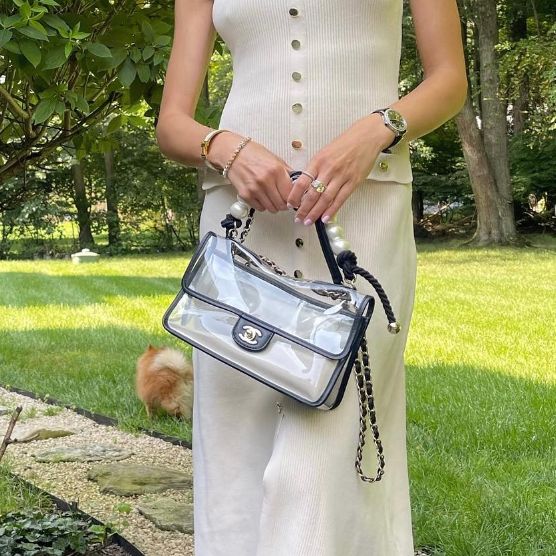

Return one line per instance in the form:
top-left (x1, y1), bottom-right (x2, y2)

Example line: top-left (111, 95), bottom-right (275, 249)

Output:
top-left (151, 348), bottom-right (192, 378)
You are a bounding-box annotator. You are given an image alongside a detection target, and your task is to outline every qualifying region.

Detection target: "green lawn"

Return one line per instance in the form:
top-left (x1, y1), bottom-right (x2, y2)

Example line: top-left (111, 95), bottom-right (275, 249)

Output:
top-left (406, 236), bottom-right (556, 554)
top-left (0, 236), bottom-right (555, 554)
top-left (0, 463), bottom-right (53, 515)
top-left (0, 252), bottom-right (193, 440)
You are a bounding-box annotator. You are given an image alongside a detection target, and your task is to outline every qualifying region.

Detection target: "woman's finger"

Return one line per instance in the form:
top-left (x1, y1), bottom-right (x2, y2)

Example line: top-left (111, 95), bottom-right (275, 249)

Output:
top-left (265, 174), bottom-right (289, 211)
top-left (294, 182), bottom-right (328, 224)
top-left (277, 166), bottom-right (295, 205)
top-left (236, 188), bottom-right (265, 212)
top-left (303, 178), bottom-right (350, 224)
top-left (287, 164), bottom-right (319, 208)
top-left (255, 185), bottom-right (281, 212)
top-left (321, 182), bottom-right (355, 222)
top-left (287, 175), bottom-right (312, 208)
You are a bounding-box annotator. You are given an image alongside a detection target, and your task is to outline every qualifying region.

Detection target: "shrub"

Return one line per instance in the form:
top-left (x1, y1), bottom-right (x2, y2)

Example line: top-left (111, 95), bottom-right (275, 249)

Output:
top-left (0, 508), bottom-right (115, 556)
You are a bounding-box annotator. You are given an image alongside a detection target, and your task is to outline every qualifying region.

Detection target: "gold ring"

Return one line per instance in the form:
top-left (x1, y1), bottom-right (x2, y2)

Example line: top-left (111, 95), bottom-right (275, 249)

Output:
top-left (311, 179), bottom-right (327, 193)
top-left (301, 170), bottom-right (316, 181)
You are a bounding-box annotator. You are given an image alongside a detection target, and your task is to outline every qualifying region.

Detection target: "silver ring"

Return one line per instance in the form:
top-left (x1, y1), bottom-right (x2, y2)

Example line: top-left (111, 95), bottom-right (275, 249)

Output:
top-left (311, 179), bottom-right (327, 193)
top-left (301, 170), bottom-right (316, 181)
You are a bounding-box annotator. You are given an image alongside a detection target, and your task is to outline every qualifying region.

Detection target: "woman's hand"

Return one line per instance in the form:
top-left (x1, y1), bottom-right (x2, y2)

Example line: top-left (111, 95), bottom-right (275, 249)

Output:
top-left (208, 131), bottom-right (294, 213)
top-left (287, 113), bottom-right (396, 224)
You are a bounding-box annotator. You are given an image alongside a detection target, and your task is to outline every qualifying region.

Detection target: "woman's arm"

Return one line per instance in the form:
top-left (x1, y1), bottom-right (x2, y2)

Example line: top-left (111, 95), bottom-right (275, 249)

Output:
top-left (155, 0), bottom-right (218, 166)
top-left (387, 0), bottom-right (469, 143)
top-left (288, 0), bottom-right (468, 224)
top-left (156, 0), bottom-right (293, 212)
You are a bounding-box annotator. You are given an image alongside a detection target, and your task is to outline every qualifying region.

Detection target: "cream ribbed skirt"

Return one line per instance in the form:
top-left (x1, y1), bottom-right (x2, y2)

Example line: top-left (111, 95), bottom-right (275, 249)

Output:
top-left (191, 178), bottom-right (417, 556)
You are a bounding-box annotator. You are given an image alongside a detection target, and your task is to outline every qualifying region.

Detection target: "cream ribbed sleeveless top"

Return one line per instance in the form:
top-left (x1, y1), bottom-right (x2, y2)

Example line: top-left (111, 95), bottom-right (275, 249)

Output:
top-left (202, 0), bottom-right (413, 190)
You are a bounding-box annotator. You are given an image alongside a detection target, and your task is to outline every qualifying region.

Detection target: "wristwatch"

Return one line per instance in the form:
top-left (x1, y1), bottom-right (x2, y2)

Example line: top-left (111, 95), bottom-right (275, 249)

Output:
top-left (371, 108), bottom-right (408, 153)
top-left (200, 128), bottom-right (228, 174)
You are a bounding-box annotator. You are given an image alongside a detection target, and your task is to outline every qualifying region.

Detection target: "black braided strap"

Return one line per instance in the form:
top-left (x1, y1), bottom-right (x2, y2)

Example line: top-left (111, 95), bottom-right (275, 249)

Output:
top-left (353, 337), bottom-right (385, 482)
top-left (336, 250), bottom-right (400, 333)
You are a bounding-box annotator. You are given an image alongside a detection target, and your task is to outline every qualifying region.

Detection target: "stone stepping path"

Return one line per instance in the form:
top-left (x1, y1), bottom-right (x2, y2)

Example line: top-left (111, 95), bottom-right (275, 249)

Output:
top-left (2, 388), bottom-right (434, 555)
top-left (137, 498), bottom-right (194, 534)
top-left (33, 444), bottom-right (133, 463)
top-left (88, 463), bottom-right (192, 496)
top-left (13, 426), bottom-right (75, 442)
top-left (0, 387), bottom-right (194, 556)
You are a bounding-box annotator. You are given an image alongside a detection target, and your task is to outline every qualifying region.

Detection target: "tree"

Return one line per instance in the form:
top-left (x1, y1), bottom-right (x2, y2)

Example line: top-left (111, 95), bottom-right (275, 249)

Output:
top-left (454, 0), bottom-right (517, 245)
top-left (0, 0), bottom-right (173, 185)
top-left (70, 147), bottom-right (94, 248)
top-left (455, 0), bottom-right (555, 245)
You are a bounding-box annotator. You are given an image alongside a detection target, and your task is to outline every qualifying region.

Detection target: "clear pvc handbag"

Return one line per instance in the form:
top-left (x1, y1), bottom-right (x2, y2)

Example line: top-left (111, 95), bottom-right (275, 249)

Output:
top-left (163, 170), bottom-right (401, 483)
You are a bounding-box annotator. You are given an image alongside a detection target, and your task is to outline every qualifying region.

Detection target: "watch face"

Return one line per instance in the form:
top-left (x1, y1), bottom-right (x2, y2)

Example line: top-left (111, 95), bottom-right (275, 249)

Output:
top-left (385, 109), bottom-right (407, 133)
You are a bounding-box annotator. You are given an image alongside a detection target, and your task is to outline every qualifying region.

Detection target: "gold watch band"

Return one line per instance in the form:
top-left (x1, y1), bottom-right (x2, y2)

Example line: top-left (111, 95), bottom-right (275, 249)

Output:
top-left (200, 129), bottom-right (230, 173)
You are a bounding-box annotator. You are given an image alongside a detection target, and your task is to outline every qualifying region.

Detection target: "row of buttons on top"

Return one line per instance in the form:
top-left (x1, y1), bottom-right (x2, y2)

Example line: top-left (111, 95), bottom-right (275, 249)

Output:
top-left (289, 7), bottom-right (304, 278)
top-left (287, 8), bottom-right (389, 172)
top-left (289, 8), bottom-right (303, 153)
top-left (287, 6), bottom-right (388, 279)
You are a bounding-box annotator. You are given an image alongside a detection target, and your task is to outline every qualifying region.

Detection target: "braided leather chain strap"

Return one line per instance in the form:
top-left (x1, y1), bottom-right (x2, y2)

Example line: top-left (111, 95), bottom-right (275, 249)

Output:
top-left (222, 205), bottom-right (390, 483)
top-left (353, 338), bottom-right (385, 482)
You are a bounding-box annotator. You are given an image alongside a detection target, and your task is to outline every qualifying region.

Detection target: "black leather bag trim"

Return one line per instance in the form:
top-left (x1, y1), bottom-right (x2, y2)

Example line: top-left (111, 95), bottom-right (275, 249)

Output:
top-left (315, 218), bottom-right (344, 285)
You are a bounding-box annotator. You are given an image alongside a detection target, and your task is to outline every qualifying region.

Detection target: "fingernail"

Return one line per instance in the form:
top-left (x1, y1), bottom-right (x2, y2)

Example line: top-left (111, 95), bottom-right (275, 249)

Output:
top-left (287, 203), bottom-right (293, 209)
top-left (322, 214), bottom-right (330, 223)
top-left (294, 217), bottom-right (301, 224)
top-left (303, 218), bottom-right (312, 226)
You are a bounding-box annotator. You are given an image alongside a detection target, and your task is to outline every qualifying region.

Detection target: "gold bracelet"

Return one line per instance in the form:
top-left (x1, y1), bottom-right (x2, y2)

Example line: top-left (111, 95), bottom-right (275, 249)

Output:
top-left (200, 128), bottom-right (230, 173)
top-left (222, 136), bottom-right (252, 178)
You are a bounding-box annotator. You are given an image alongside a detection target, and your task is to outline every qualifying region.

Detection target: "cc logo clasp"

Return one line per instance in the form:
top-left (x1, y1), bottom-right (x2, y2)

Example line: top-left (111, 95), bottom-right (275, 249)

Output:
top-left (239, 325), bottom-right (262, 345)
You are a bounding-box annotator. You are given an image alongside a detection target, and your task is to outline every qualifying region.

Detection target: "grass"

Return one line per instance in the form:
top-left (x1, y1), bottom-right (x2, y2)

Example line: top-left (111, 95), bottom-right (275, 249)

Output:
top-left (0, 252), bottom-right (194, 440)
top-left (406, 236), bottom-right (556, 554)
top-left (0, 462), bottom-right (53, 515)
top-left (0, 235), bottom-right (555, 553)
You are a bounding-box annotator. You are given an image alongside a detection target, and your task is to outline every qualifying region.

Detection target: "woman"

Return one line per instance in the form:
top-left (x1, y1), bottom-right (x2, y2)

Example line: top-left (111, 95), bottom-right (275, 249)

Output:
top-left (156, 1), bottom-right (467, 554)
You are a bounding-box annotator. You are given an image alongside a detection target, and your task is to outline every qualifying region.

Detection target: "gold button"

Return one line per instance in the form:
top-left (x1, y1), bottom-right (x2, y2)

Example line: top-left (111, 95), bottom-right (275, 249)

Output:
top-left (294, 269), bottom-right (303, 278)
top-left (295, 238), bottom-right (304, 248)
top-left (291, 39), bottom-right (301, 50)
top-left (291, 140), bottom-right (303, 149)
top-left (292, 71), bottom-right (302, 81)
top-left (378, 160), bottom-right (389, 171)
top-left (289, 7), bottom-right (299, 16)
top-left (292, 103), bottom-right (302, 114)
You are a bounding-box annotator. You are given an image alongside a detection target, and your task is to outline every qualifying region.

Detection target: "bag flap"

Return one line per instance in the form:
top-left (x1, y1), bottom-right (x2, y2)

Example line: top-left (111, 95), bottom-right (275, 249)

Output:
top-left (179, 232), bottom-right (374, 359)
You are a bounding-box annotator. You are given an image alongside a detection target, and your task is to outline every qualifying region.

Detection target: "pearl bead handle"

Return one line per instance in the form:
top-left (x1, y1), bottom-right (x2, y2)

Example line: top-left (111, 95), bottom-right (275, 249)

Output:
top-left (229, 196), bottom-right (250, 220)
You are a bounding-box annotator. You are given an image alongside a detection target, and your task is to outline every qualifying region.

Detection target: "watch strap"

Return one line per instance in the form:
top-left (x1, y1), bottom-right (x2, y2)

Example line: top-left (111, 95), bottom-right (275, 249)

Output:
top-left (371, 108), bottom-right (405, 153)
top-left (383, 133), bottom-right (402, 153)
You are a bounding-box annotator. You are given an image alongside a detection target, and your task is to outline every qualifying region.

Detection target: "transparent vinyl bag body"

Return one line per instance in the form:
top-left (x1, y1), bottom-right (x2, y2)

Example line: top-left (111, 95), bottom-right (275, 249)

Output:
top-left (163, 232), bottom-right (374, 409)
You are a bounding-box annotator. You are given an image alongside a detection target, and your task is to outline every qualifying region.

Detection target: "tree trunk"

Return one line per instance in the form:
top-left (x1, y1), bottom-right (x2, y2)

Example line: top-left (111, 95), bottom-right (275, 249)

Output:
top-left (456, 95), bottom-right (506, 244)
top-left (412, 190), bottom-right (424, 223)
top-left (411, 190), bottom-right (428, 237)
top-left (512, 75), bottom-right (529, 136)
top-left (71, 157), bottom-right (95, 248)
top-left (104, 147), bottom-right (121, 248)
top-left (510, 7), bottom-right (529, 135)
top-left (473, 0), bottom-right (517, 243)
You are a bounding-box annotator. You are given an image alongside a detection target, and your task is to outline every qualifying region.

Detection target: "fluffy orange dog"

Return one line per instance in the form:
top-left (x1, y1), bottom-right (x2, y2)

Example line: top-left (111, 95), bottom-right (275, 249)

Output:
top-left (135, 345), bottom-right (193, 419)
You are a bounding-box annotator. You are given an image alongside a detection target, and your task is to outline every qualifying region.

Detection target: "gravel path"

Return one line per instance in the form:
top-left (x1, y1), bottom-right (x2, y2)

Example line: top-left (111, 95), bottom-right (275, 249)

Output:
top-left (0, 387), bottom-right (194, 556)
